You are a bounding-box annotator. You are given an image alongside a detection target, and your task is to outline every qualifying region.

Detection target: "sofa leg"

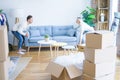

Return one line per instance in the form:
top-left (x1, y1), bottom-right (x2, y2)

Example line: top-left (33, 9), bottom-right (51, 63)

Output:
top-left (28, 47), bottom-right (30, 52)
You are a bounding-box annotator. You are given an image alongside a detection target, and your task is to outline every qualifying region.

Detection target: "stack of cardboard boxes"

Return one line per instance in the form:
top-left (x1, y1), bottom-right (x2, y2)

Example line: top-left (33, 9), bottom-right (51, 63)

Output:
top-left (0, 26), bottom-right (9, 80)
top-left (82, 30), bottom-right (116, 80)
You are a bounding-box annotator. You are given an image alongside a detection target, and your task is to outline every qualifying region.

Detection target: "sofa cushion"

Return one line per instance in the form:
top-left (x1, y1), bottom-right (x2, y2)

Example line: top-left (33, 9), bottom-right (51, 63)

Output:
top-left (29, 37), bottom-right (44, 42)
top-left (66, 29), bottom-right (75, 37)
top-left (37, 26), bottom-right (52, 36)
top-left (29, 30), bottom-right (40, 37)
top-left (29, 26), bottom-right (52, 36)
top-left (52, 25), bottom-right (73, 36)
top-left (52, 36), bottom-right (77, 42)
top-left (29, 36), bottom-right (52, 42)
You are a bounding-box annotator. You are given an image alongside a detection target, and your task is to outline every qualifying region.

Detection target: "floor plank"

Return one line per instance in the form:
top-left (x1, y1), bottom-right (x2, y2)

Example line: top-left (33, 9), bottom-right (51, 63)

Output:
top-left (9, 49), bottom-right (120, 80)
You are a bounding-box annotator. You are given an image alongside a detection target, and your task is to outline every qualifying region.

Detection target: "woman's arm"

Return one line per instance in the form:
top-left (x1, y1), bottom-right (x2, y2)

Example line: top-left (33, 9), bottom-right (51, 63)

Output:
top-left (79, 26), bottom-right (84, 45)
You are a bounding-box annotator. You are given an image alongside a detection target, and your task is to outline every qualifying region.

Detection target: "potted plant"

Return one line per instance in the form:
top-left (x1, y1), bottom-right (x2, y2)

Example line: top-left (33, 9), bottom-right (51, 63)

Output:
top-left (80, 6), bottom-right (96, 27)
top-left (44, 34), bottom-right (49, 41)
top-left (0, 9), bottom-right (4, 26)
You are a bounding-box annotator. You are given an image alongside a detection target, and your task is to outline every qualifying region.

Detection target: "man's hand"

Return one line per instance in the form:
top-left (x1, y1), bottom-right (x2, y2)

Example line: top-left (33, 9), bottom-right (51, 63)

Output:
top-left (25, 32), bottom-right (28, 37)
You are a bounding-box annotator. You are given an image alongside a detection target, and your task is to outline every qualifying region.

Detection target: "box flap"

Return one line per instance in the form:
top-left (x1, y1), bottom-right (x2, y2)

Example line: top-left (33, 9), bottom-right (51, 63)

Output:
top-left (66, 65), bottom-right (82, 79)
top-left (91, 30), bottom-right (114, 35)
top-left (46, 61), bottom-right (64, 78)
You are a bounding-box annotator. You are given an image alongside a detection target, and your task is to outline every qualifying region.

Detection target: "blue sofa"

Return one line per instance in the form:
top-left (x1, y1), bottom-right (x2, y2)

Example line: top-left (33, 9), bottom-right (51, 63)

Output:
top-left (24, 25), bottom-right (80, 51)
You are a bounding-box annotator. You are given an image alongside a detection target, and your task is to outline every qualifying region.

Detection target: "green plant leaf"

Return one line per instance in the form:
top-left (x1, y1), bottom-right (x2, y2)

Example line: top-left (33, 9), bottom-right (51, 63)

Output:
top-left (80, 10), bottom-right (86, 14)
top-left (44, 34), bottom-right (49, 38)
top-left (80, 6), bottom-right (96, 27)
top-left (88, 14), bottom-right (95, 19)
top-left (0, 9), bottom-right (3, 13)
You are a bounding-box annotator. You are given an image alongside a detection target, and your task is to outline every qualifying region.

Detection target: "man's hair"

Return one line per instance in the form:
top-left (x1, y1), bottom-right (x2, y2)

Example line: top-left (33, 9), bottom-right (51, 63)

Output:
top-left (27, 15), bottom-right (32, 21)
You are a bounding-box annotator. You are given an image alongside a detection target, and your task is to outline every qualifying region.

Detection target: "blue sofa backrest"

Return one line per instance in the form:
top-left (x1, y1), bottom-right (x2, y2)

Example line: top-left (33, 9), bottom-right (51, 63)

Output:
top-left (29, 26), bottom-right (52, 36)
top-left (28, 25), bottom-right (74, 37)
top-left (52, 25), bottom-right (73, 36)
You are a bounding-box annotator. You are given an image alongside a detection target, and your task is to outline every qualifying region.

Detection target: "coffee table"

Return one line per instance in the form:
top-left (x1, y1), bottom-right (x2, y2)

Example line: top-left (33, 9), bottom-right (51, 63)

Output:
top-left (52, 42), bottom-right (67, 57)
top-left (37, 40), bottom-right (56, 57)
top-left (62, 45), bottom-right (76, 55)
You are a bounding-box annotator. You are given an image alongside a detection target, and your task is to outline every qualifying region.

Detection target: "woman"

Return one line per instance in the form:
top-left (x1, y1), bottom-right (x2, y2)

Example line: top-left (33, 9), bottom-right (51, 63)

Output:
top-left (74, 17), bottom-right (94, 44)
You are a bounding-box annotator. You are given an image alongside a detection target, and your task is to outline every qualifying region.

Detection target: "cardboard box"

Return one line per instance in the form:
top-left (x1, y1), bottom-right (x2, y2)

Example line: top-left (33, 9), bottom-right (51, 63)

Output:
top-left (117, 45), bottom-right (120, 56)
top-left (0, 61), bottom-right (8, 80)
top-left (84, 46), bottom-right (117, 63)
top-left (77, 44), bottom-right (85, 52)
top-left (86, 30), bottom-right (114, 49)
top-left (0, 26), bottom-right (9, 61)
top-left (46, 61), bottom-right (82, 80)
top-left (83, 60), bottom-right (115, 78)
top-left (82, 73), bottom-right (115, 80)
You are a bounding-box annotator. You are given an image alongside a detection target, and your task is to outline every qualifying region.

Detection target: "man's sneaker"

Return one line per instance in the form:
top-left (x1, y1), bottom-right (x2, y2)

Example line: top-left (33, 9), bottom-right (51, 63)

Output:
top-left (17, 51), bottom-right (25, 55)
top-left (20, 49), bottom-right (26, 52)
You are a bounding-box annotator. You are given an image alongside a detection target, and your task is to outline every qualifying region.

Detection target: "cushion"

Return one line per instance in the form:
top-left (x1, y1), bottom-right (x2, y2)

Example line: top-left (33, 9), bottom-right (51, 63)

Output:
top-left (37, 26), bottom-right (52, 36)
top-left (52, 26), bottom-right (73, 36)
top-left (66, 29), bottom-right (75, 37)
top-left (52, 36), bottom-right (77, 42)
top-left (29, 30), bottom-right (40, 37)
top-left (29, 36), bottom-right (52, 42)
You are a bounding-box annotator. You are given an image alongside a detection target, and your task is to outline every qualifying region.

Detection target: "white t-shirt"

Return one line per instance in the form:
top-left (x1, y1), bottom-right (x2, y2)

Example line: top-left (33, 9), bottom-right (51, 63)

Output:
top-left (12, 21), bottom-right (29, 36)
top-left (74, 20), bottom-right (94, 44)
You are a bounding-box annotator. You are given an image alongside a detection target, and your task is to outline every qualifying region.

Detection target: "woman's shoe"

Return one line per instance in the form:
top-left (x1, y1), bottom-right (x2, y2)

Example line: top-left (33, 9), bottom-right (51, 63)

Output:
top-left (17, 51), bottom-right (25, 55)
top-left (20, 49), bottom-right (26, 52)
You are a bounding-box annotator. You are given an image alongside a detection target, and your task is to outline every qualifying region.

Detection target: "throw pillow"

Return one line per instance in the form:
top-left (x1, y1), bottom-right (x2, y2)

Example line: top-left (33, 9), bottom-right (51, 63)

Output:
top-left (66, 29), bottom-right (75, 37)
top-left (29, 30), bottom-right (40, 37)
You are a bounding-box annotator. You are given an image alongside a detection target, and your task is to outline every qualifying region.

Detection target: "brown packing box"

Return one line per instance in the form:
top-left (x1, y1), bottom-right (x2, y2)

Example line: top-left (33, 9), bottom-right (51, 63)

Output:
top-left (84, 46), bottom-right (117, 63)
top-left (0, 61), bottom-right (8, 80)
top-left (46, 61), bottom-right (82, 80)
top-left (77, 44), bottom-right (85, 52)
top-left (82, 73), bottom-right (115, 80)
top-left (0, 26), bottom-right (9, 61)
top-left (83, 60), bottom-right (115, 78)
top-left (86, 30), bottom-right (114, 49)
top-left (117, 45), bottom-right (120, 56)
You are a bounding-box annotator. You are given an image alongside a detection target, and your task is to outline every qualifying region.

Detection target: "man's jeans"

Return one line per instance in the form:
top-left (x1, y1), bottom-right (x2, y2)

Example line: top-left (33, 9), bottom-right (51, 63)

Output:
top-left (12, 31), bottom-right (24, 50)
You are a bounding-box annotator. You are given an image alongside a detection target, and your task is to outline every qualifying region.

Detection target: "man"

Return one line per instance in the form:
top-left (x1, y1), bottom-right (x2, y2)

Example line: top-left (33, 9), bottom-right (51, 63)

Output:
top-left (12, 15), bottom-right (33, 54)
top-left (74, 17), bottom-right (94, 44)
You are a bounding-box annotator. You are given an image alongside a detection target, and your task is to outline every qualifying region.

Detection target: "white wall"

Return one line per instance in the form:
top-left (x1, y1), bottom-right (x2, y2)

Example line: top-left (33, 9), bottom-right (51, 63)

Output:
top-left (0, 0), bottom-right (91, 27)
top-left (0, 0), bottom-right (91, 44)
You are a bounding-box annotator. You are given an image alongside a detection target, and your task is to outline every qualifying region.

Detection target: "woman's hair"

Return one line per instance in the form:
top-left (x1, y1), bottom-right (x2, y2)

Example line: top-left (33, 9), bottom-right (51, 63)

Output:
top-left (77, 17), bottom-right (82, 19)
top-left (27, 15), bottom-right (32, 21)
top-left (77, 16), bottom-right (83, 22)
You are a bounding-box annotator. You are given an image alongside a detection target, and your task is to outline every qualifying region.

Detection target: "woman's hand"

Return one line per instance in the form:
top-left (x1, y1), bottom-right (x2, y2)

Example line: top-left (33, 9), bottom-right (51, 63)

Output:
top-left (76, 19), bottom-right (80, 24)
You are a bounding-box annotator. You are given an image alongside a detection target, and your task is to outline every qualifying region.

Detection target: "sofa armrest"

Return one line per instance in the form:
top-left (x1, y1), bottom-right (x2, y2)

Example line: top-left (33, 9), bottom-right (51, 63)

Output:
top-left (75, 30), bottom-right (80, 45)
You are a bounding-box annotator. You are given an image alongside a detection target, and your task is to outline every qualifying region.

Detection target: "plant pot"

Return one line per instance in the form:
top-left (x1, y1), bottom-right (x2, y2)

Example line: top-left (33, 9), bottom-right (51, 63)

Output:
top-left (45, 38), bottom-right (49, 42)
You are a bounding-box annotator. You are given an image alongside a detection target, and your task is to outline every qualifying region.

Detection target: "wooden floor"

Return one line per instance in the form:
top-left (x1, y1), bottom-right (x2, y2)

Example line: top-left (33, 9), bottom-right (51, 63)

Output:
top-left (9, 48), bottom-right (120, 80)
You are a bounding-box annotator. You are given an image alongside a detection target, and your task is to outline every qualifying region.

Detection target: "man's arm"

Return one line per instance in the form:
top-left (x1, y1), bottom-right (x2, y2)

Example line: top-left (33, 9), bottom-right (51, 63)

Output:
top-left (17, 23), bottom-right (27, 36)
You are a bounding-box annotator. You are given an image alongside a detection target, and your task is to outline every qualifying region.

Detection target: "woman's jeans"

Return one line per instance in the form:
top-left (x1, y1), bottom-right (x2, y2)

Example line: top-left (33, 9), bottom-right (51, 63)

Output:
top-left (12, 31), bottom-right (24, 50)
